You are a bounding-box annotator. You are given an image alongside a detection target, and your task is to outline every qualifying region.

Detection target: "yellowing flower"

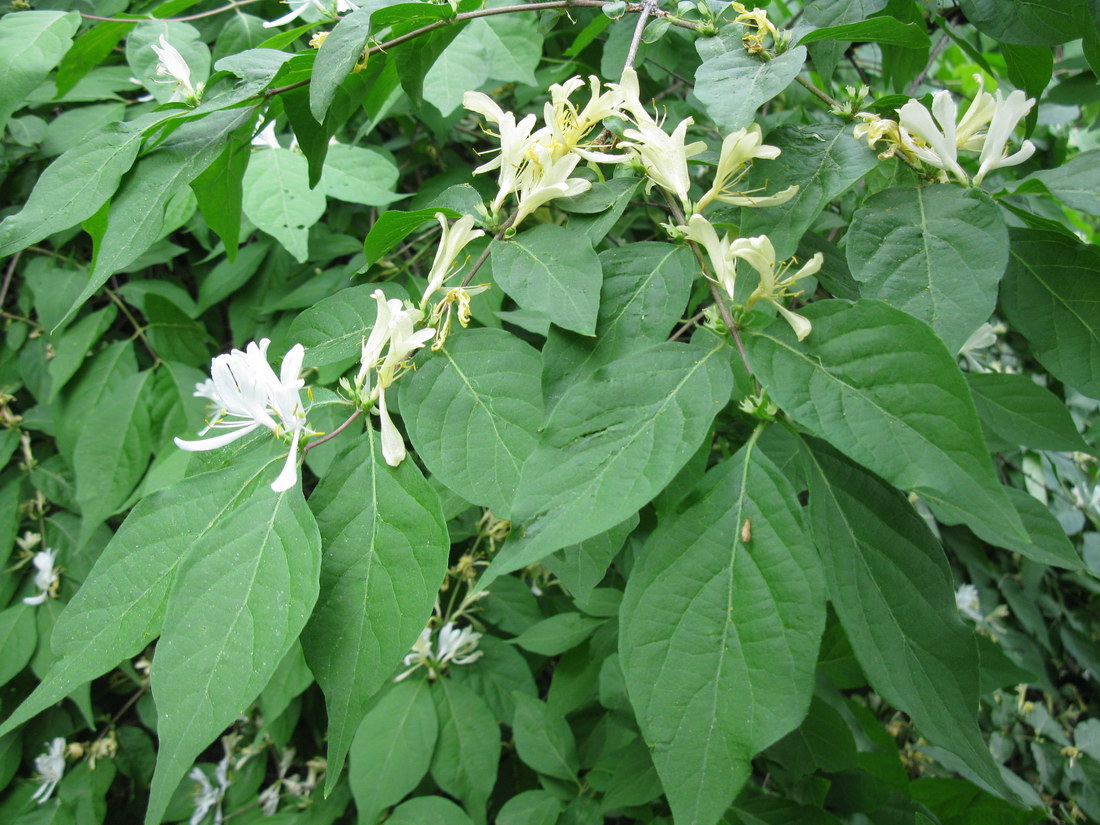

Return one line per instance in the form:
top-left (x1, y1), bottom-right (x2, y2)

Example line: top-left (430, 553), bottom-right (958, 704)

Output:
top-left (620, 116), bottom-right (707, 213)
top-left (695, 124), bottom-right (798, 212)
top-left (736, 235), bottom-right (822, 341)
top-left (680, 214), bottom-right (739, 299)
top-left (420, 213), bottom-right (485, 309)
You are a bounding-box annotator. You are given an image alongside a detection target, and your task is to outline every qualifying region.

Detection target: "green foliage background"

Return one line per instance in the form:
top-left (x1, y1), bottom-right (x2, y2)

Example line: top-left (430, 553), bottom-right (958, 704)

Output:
top-left (0, 0), bottom-right (1098, 824)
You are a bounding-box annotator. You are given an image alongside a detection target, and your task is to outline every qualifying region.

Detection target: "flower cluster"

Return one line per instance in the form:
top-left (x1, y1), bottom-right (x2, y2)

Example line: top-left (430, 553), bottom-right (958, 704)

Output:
top-left (174, 340), bottom-right (315, 492)
top-left (466, 68), bottom-right (814, 338)
top-left (854, 76), bottom-right (1036, 185)
top-left (354, 291), bottom-right (435, 467)
top-left (395, 621), bottom-right (484, 681)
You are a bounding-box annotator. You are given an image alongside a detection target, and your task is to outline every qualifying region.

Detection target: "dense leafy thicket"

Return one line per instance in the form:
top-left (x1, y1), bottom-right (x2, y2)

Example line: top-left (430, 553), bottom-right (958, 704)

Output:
top-left (0, 0), bottom-right (1099, 824)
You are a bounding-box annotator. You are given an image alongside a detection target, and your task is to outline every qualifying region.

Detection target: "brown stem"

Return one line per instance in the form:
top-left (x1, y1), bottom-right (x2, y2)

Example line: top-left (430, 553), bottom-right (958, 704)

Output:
top-left (460, 211), bottom-right (518, 288)
top-left (906, 30), bottom-right (951, 97)
top-left (265, 1), bottom-right (703, 98)
top-left (104, 288), bottom-right (161, 364)
top-left (623, 0), bottom-right (658, 72)
top-left (81, 0), bottom-right (263, 24)
top-left (795, 74), bottom-right (843, 112)
top-left (0, 251), bottom-right (22, 309)
top-left (302, 409), bottom-right (362, 455)
top-left (669, 309), bottom-right (706, 341)
top-left (659, 192), bottom-right (754, 376)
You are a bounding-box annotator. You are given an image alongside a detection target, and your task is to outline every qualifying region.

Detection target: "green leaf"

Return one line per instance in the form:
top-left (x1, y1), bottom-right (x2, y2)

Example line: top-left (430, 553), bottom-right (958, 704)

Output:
top-left (399, 329), bottom-right (543, 519)
top-left (72, 108), bottom-right (255, 325)
top-left (694, 45), bottom-right (807, 134)
top-left (0, 11), bottom-right (81, 133)
top-left (512, 693), bottom-right (579, 782)
top-left (289, 282), bottom-right (408, 368)
top-left (0, 119), bottom-right (148, 258)
top-left (744, 299), bottom-right (1028, 551)
top-left (801, 441), bottom-right (1017, 802)
top-left (541, 242), bottom-right (695, 413)
top-left (1003, 487), bottom-right (1082, 569)
top-left (546, 515), bottom-right (638, 607)
top-left (348, 679), bottom-right (439, 825)
top-left (740, 123), bottom-right (878, 259)
top-left (196, 240), bottom-right (270, 313)
top-left (846, 186), bottom-right (1008, 353)
top-left (430, 678), bottom-right (500, 824)
top-left (56, 21), bottom-right (133, 97)
top-left (0, 605), bottom-right (37, 689)
top-left (1023, 150), bottom-right (1100, 214)
top-left (362, 207), bottom-right (461, 268)
top-left (450, 635), bottom-right (536, 724)
top-left (300, 430), bottom-right (448, 789)
top-left (510, 613), bottom-right (605, 656)
top-left (1001, 229), bottom-right (1100, 398)
top-left (497, 791), bottom-right (563, 825)
top-left (967, 373), bottom-right (1089, 453)
top-left (320, 144), bottom-right (402, 207)
top-left (799, 16), bottom-right (930, 47)
top-left (73, 371), bottom-right (153, 539)
top-left (387, 796), bottom-right (475, 825)
top-left (310, 0), bottom-right (397, 121)
top-left (1002, 44), bottom-right (1053, 127)
top-left (144, 295), bottom-right (214, 367)
top-left (0, 451), bottom-right (284, 740)
top-left (490, 225), bottom-right (603, 336)
top-left (480, 341), bottom-right (732, 590)
top-left (242, 146), bottom-right (327, 263)
top-left (620, 439), bottom-right (825, 825)
top-left (190, 132), bottom-right (251, 259)
top-left (959, 0), bottom-right (1078, 45)
top-left (47, 305), bottom-right (117, 400)
top-left (147, 480), bottom-right (321, 825)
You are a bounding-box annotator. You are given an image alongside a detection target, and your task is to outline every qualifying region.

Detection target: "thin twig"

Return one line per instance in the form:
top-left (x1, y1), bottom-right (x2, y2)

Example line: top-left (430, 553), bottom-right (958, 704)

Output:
top-left (906, 30), bottom-right (951, 97)
top-left (660, 192), bottom-right (753, 377)
top-left (302, 409), bottom-right (362, 456)
top-left (0, 251), bottom-right (22, 309)
top-left (103, 287), bottom-right (160, 365)
top-left (265, 0), bottom-right (702, 98)
top-left (80, 0), bottom-right (263, 24)
top-left (669, 309), bottom-right (706, 341)
top-left (460, 212), bottom-right (518, 288)
top-left (795, 75), bottom-right (843, 111)
top-left (623, 0), bottom-right (658, 73)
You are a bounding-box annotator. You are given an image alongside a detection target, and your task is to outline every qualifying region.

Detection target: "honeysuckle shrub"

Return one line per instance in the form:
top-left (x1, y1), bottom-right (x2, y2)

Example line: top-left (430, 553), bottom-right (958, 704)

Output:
top-left (0, 0), bottom-right (1099, 823)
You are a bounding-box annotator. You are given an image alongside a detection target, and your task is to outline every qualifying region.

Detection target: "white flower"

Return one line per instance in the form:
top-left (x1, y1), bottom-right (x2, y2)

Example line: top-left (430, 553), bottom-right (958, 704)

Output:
top-left (464, 92), bottom-right (545, 212)
top-left (421, 213), bottom-right (485, 308)
top-left (511, 144), bottom-right (592, 229)
top-left (736, 235), bottom-right (822, 341)
top-left (174, 340), bottom-right (313, 493)
top-left (897, 91), bottom-right (968, 183)
top-left (620, 116), bottom-right (707, 212)
top-left (189, 753), bottom-right (230, 825)
top-left (395, 622), bottom-right (482, 681)
top-left (959, 322), bottom-right (997, 371)
top-left (680, 214), bottom-right (739, 299)
top-left (30, 738), bottom-right (65, 804)
top-left (150, 35), bottom-right (202, 104)
top-left (251, 119), bottom-right (280, 150)
top-left (973, 89), bottom-right (1035, 184)
top-left (955, 584), bottom-right (983, 622)
top-left (23, 548), bottom-right (59, 606)
top-left (695, 124), bottom-right (797, 211)
top-left (436, 622), bottom-right (483, 666)
top-left (263, 0), bottom-right (357, 28)
top-left (356, 291), bottom-right (434, 467)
